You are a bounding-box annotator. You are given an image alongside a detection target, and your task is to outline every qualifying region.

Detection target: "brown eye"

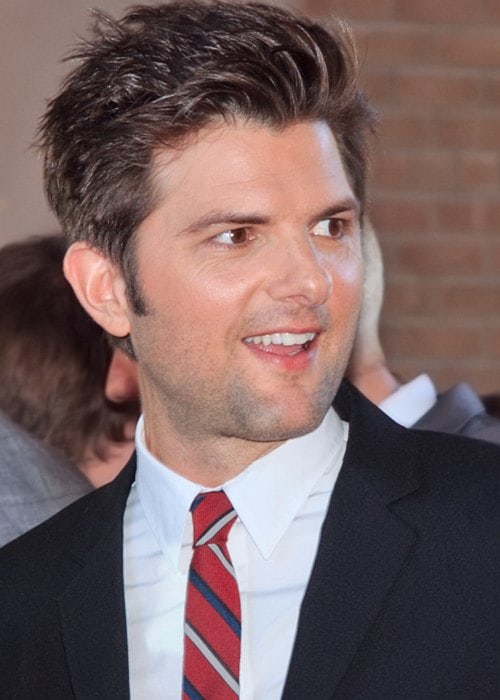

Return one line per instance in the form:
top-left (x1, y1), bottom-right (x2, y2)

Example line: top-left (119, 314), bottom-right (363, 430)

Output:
top-left (213, 228), bottom-right (250, 245)
top-left (328, 219), bottom-right (344, 238)
top-left (311, 218), bottom-right (345, 239)
top-left (228, 228), bottom-right (248, 244)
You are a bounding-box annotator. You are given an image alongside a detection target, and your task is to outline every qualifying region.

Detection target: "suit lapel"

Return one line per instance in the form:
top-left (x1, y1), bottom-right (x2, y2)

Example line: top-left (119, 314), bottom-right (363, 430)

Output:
top-left (57, 458), bottom-right (136, 699)
top-left (283, 382), bottom-right (420, 698)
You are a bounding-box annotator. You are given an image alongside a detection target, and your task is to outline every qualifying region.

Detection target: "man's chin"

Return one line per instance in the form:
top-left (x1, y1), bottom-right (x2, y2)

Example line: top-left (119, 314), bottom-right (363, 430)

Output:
top-left (223, 371), bottom-right (340, 443)
top-left (235, 402), bottom-right (332, 444)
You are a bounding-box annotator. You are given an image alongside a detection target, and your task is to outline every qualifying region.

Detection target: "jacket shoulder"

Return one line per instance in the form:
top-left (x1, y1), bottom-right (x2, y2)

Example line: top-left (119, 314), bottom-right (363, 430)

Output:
top-left (0, 456), bottom-right (136, 595)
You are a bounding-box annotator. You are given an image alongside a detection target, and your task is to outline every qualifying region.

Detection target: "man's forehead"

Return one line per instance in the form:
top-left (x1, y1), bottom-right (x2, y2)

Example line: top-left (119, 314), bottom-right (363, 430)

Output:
top-left (137, 126), bottom-right (359, 246)
top-left (150, 119), bottom-right (353, 200)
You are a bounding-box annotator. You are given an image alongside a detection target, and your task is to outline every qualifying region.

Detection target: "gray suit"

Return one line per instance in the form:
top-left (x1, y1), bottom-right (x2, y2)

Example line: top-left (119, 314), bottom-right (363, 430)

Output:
top-left (0, 412), bottom-right (92, 547)
top-left (413, 382), bottom-right (500, 445)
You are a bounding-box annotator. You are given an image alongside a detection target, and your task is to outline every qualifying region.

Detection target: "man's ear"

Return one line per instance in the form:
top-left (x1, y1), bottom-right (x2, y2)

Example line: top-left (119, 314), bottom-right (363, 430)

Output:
top-left (64, 242), bottom-right (131, 338)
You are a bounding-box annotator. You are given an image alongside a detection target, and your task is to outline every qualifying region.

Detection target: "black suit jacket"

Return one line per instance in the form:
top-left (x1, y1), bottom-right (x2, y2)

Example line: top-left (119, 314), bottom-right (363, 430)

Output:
top-left (413, 382), bottom-right (500, 445)
top-left (1, 382), bottom-right (499, 699)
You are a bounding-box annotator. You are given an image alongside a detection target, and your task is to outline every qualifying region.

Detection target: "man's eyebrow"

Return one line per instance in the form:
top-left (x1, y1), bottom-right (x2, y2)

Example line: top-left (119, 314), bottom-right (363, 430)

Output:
top-left (181, 211), bottom-right (271, 235)
top-left (311, 198), bottom-right (360, 223)
top-left (180, 198), bottom-right (360, 235)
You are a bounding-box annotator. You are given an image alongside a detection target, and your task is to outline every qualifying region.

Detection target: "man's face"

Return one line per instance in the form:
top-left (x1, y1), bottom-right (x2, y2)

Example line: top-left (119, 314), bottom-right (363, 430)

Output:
top-left (127, 120), bottom-right (362, 463)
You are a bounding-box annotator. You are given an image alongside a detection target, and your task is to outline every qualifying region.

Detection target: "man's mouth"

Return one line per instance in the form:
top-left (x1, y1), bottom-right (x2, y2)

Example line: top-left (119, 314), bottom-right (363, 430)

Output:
top-left (243, 331), bottom-right (317, 356)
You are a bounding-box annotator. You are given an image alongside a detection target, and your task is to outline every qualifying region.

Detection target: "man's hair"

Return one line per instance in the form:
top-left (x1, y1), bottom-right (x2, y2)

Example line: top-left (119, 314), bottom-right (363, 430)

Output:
top-left (0, 234), bottom-right (139, 466)
top-left (38, 0), bottom-right (376, 314)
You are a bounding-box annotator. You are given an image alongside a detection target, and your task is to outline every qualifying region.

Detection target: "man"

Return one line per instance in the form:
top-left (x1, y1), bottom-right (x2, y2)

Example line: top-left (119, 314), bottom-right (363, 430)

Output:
top-left (1, 3), bottom-right (499, 698)
top-left (347, 219), bottom-right (500, 443)
top-left (0, 234), bottom-right (140, 545)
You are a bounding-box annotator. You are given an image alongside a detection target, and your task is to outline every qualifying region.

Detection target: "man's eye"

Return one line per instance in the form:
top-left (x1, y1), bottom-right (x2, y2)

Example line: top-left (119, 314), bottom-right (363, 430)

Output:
top-left (311, 218), bottom-right (345, 238)
top-left (213, 228), bottom-right (250, 245)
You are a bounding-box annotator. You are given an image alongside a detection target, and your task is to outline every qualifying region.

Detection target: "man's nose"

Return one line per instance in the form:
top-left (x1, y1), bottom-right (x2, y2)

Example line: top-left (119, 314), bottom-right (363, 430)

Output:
top-left (266, 233), bottom-right (333, 307)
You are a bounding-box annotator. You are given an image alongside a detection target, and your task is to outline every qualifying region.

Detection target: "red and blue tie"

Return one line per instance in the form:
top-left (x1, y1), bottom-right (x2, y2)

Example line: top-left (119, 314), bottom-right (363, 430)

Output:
top-left (183, 491), bottom-right (241, 699)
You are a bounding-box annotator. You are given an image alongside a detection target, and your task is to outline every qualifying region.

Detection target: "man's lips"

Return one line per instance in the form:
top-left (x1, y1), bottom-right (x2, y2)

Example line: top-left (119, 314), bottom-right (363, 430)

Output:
top-left (243, 331), bottom-right (317, 356)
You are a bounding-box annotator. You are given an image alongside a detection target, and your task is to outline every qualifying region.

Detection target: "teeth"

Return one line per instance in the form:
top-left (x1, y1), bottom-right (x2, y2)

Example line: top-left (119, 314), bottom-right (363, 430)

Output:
top-left (244, 332), bottom-right (316, 346)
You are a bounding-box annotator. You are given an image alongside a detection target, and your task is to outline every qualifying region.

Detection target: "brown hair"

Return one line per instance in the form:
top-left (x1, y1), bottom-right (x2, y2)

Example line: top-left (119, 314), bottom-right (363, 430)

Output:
top-left (0, 235), bottom-right (139, 466)
top-left (38, 0), bottom-right (377, 315)
top-left (482, 394), bottom-right (500, 420)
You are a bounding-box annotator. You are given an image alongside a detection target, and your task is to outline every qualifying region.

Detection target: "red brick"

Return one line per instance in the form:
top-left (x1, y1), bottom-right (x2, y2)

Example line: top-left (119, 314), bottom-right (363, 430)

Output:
top-left (432, 282), bottom-right (500, 315)
top-left (166, 2), bottom-right (500, 400)
top-left (386, 279), bottom-right (500, 317)
top-left (435, 113), bottom-right (500, 150)
top-left (412, 152), bottom-right (456, 190)
top-left (434, 199), bottom-right (486, 233)
top-left (358, 27), bottom-right (500, 71)
top-left (434, 114), bottom-right (483, 149)
top-left (356, 27), bottom-right (500, 71)
top-left (378, 111), bottom-right (432, 147)
top-left (297, 0), bottom-right (395, 20)
top-left (396, 70), bottom-right (484, 107)
top-left (369, 196), bottom-right (433, 235)
top-left (354, 27), bottom-right (431, 67)
top-left (487, 324), bottom-right (500, 350)
top-left (395, 0), bottom-right (485, 24)
top-left (360, 70), bottom-right (398, 104)
top-left (388, 239), bottom-right (483, 275)
top-left (476, 200), bottom-right (500, 232)
top-left (435, 30), bottom-right (500, 69)
top-left (456, 153), bottom-right (499, 189)
top-left (383, 281), bottom-right (430, 315)
top-left (372, 152), bottom-right (415, 189)
top-left (485, 0), bottom-right (500, 22)
top-left (486, 326), bottom-right (500, 356)
top-left (472, 113), bottom-right (500, 150)
top-left (373, 150), bottom-right (457, 192)
top-left (487, 76), bottom-right (500, 106)
top-left (383, 323), bottom-right (483, 359)
top-left (486, 240), bottom-right (500, 272)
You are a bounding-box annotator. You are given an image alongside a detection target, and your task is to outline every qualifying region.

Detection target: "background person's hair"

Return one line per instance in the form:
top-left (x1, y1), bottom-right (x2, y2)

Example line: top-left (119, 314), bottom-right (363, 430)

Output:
top-left (481, 394), bottom-right (500, 420)
top-left (0, 234), bottom-right (139, 466)
top-left (37, 0), bottom-right (377, 317)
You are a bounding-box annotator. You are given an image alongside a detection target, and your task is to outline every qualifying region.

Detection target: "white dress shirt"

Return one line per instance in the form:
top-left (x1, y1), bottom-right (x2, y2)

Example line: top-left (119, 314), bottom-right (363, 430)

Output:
top-left (124, 408), bottom-right (348, 699)
top-left (378, 374), bottom-right (437, 428)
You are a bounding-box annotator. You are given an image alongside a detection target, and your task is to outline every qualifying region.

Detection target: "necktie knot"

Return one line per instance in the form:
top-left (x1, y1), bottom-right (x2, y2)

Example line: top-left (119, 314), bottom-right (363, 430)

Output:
top-left (191, 490), bottom-right (237, 547)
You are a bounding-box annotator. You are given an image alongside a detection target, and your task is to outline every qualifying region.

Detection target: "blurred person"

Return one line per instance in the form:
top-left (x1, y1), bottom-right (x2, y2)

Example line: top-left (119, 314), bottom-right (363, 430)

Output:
top-left (0, 411), bottom-right (91, 546)
top-left (347, 219), bottom-right (500, 444)
top-left (0, 234), bottom-right (139, 545)
top-left (0, 3), bottom-right (499, 698)
top-left (481, 393), bottom-right (500, 420)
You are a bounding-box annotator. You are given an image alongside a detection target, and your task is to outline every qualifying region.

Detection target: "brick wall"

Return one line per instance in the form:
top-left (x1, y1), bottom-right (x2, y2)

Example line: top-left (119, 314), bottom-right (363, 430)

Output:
top-left (296, 0), bottom-right (500, 393)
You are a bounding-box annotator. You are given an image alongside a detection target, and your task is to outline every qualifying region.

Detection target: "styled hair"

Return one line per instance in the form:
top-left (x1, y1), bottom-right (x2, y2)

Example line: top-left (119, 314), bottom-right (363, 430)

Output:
top-left (0, 235), bottom-right (139, 466)
top-left (38, 0), bottom-right (376, 312)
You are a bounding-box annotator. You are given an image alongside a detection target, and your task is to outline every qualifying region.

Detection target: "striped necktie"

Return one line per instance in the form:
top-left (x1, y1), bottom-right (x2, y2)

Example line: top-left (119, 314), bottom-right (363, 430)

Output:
top-left (183, 491), bottom-right (241, 699)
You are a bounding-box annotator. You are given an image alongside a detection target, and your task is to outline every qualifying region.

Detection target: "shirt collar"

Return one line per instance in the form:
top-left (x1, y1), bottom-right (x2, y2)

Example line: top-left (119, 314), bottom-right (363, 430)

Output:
top-left (378, 373), bottom-right (437, 428)
top-left (135, 408), bottom-right (347, 568)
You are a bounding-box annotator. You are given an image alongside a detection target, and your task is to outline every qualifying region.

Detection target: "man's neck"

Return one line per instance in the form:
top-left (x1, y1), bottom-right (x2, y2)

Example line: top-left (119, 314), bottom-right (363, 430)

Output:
top-left (142, 421), bottom-right (284, 487)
